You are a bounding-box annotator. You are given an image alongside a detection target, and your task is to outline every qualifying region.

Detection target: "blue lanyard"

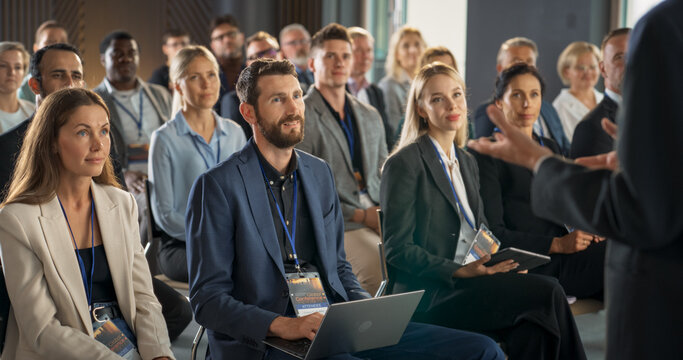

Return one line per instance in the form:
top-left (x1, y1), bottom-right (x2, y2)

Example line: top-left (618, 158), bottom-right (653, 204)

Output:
top-left (429, 141), bottom-right (476, 231)
top-left (58, 192), bottom-right (95, 309)
top-left (257, 160), bottom-right (300, 271)
top-left (191, 130), bottom-right (221, 170)
top-left (338, 101), bottom-right (355, 161)
top-left (112, 90), bottom-right (144, 138)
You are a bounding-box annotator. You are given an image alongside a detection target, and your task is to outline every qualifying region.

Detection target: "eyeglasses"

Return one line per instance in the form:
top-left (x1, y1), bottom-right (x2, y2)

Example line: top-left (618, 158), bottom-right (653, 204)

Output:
top-left (283, 38), bottom-right (310, 47)
top-left (211, 31), bottom-right (240, 42)
top-left (247, 48), bottom-right (279, 61)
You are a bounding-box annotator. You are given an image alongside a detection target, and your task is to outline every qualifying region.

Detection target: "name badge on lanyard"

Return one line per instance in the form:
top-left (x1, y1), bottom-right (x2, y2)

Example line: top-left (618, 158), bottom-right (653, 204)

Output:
top-left (285, 272), bottom-right (330, 317)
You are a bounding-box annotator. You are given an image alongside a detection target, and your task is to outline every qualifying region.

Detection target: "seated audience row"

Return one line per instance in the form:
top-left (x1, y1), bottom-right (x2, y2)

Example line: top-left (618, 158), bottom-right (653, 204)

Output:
top-left (0, 15), bottom-right (630, 360)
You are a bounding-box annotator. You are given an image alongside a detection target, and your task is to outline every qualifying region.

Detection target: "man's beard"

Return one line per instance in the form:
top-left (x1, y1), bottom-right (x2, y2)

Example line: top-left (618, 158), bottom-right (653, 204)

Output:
top-left (256, 111), bottom-right (305, 149)
top-left (291, 55), bottom-right (308, 67)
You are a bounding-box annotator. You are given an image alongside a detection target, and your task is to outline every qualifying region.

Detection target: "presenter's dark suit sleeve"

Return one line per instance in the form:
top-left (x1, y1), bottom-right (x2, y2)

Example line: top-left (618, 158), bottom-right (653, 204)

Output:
top-left (185, 172), bottom-right (279, 343)
top-left (380, 151), bottom-right (461, 284)
top-left (473, 150), bottom-right (554, 254)
top-left (532, 9), bottom-right (683, 249)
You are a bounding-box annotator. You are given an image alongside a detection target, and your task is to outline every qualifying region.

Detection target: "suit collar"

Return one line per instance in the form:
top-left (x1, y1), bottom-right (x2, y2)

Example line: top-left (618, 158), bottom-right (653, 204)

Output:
top-left (417, 135), bottom-right (482, 227)
top-left (417, 135), bottom-right (461, 216)
top-left (307, 87), bottom-right (355, 173)
top-left (236, 141), bottom-right (334, 279)
top-left (237, 141), bottom-right (285, 275)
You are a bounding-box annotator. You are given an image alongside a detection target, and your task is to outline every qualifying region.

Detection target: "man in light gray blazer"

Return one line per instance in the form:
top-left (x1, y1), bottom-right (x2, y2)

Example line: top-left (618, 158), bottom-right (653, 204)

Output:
top-left (297, 23), bottom-right (387, 295)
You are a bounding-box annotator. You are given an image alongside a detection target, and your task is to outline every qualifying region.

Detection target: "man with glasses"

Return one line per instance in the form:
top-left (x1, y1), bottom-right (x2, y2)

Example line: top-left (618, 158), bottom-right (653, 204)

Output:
top-left (280, 23), bottom-right (314, 92)
top-left (209, 14), bottom-right (246, 112)
top-left (221, 31), bottom-right (280, 139)
top-left (148, 29), bottom-right (190, 92)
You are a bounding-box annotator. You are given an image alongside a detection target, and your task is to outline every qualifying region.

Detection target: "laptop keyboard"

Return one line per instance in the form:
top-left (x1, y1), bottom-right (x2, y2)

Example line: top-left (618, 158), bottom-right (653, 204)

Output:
top-left (288, 338), bottom-right (312, 354)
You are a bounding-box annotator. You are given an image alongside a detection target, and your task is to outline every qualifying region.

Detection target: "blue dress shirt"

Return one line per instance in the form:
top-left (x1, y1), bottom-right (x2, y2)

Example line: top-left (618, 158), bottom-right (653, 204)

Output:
top-left (149, 110), bottom-right (247, 239)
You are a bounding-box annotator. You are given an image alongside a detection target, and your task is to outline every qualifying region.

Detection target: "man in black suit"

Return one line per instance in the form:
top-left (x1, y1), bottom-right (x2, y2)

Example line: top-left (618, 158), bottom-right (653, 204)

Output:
top-left (570, 28), bottom-right (630, 158)
top-left (347, 26), bottom-right (392, 151)
top-left (468, 1), bottom-right (683, 357)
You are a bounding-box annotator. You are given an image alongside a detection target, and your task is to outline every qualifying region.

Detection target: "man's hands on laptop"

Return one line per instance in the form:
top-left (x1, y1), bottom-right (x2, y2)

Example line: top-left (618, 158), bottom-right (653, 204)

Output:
top-left (268, 313), bottom-right (325, 341)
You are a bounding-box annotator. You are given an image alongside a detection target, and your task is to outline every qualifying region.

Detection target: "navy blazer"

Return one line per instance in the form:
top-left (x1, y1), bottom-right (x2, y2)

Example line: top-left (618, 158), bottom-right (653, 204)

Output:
top-left (570, 94), bottom-right (618, 159)
top-left (186, 140), bottom-right (369, 360)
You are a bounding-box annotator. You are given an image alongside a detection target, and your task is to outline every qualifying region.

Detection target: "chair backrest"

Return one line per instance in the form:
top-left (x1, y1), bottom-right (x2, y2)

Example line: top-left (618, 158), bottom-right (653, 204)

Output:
top-left (144, 179), bottom-right (166, 241)
top-left (191, 325), bottom-right (206, 360)
top-left (374, 209), bottom-right (391, 298)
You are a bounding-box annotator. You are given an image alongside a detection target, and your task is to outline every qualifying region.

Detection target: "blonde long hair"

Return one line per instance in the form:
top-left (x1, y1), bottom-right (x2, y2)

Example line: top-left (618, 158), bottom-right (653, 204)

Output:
top-left (170, 45), bottom-right (220, 115)
top-left (2, 88), bottom-right (121, 206)
top-left (384, 26), bottom-right (426, 80)
top-left (389, 62), bottom-right (468, 158)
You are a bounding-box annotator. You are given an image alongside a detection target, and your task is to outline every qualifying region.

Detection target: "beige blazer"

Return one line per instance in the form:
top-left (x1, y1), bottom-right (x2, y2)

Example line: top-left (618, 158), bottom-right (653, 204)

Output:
top-left (0, 182), bottom-right (173, 360)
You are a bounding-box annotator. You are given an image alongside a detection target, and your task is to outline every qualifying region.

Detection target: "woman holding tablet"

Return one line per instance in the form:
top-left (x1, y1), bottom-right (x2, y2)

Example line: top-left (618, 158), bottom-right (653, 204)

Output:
top-left (380, 63), bottom-right (585, 360)
top-left (471, 63), bottom-right (605, 299)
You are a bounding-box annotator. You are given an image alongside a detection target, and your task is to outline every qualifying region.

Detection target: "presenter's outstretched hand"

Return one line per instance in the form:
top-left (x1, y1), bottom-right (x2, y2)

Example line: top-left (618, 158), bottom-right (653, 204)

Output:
top-left (467, 105), bottom-right (552, 170)
top-left (453, 255), bottom-right (519, 278)
top-left (268, 312), bottom-right (325, 341)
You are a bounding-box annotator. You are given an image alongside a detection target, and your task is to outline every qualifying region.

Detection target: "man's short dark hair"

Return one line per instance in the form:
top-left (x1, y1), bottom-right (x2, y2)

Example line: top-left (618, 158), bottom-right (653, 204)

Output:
top-left (99, 30), bottom-right (135, 55)
top-left (209, 14), bottom-right (240, 34)
top-left (600, 28), bottom-right (631, 53)
top-left (30, 43), bottom-right (81, 84)
top-left (162, 28), bottom-right (189, 45)
top-left (236, 59), bottom-right (297, 107)
top-left (309, 23), bottom-right (351, 54)
top-left (34, 20), bottom-right (67, 44)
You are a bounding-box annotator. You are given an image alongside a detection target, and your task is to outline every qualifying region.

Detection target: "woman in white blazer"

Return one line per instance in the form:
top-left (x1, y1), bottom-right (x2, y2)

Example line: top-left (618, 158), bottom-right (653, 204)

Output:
top-left (0, 88), bottom-right (173, 359)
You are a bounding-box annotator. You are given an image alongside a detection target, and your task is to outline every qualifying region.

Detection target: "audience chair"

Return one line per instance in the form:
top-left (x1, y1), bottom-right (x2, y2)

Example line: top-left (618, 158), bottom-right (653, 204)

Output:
top-left (144, 180), bottom-right (189, 290)
top-left (191, 325), bottom-right (206, 360)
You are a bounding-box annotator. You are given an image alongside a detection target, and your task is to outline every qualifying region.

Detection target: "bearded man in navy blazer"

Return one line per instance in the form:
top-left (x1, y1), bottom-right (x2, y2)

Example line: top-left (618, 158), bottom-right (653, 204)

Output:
top-left (185, 59), bottom-right (504, 360)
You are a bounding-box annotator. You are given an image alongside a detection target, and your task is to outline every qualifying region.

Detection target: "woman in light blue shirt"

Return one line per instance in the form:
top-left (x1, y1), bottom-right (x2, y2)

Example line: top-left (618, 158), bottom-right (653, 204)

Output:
top-left (149, 45), bottom-right (246, 282)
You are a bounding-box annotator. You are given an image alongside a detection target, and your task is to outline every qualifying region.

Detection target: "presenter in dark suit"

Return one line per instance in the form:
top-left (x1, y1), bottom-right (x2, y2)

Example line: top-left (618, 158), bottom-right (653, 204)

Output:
top-left (471, 64), bottom-right (605, 299)
top-left (380, 63), bottom-right (585, 360)
top-left (186, 59), bottom-right (504, 360)
top-left (468, 2), bottom-right (683, 357)
top-left (570, 28), bottom-right (630, 159)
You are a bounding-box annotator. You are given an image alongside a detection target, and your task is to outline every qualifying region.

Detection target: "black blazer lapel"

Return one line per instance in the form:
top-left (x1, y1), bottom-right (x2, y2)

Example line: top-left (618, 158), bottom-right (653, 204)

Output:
top-left (456, 147), bottom-right (483, 228)
top-left (237, 143), bottom-right (285, 275)
top-left (417, 136), bottom-right (461, 216)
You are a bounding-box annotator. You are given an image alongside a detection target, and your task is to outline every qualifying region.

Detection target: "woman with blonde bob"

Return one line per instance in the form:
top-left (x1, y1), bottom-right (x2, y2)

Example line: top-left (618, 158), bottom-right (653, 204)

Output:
top-left (380, 63), bottom-right (586, 360)
top-left (148, 45), bottom-right (245, 282)
top-left (552, 41), bottom-right (603, 140)
top-left (0, 88), bottom-right (173, 359)
top-left (378, 26), bottom-right (426, 144)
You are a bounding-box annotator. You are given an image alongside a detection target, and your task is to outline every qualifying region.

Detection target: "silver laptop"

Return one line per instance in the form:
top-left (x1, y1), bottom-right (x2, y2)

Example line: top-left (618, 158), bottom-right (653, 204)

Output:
top-left (263, 290), bottom-right (424, 360)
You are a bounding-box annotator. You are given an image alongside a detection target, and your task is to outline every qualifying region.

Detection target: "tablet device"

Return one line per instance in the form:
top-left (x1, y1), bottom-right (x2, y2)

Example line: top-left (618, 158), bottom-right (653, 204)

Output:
top-left (485, 247), bottom-right (551, 271)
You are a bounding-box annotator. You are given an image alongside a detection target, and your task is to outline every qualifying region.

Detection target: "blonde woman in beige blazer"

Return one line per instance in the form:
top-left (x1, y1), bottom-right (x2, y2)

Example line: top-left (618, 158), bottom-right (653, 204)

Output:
top-left (0, 88), bottom-right (173, 360)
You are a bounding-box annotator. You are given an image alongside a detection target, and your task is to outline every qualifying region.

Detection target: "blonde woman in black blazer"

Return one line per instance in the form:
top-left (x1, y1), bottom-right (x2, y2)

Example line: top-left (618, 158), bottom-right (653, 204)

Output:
top-left (380, 63), bottom-right (585, 360)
